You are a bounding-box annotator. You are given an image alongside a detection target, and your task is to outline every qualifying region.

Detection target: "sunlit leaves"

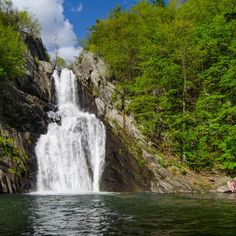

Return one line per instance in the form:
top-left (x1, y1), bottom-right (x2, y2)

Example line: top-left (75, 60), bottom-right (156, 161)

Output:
top-left (88, 0), bottom-right (236, 173)
top-left (0, 20), bottom-right (26, 79)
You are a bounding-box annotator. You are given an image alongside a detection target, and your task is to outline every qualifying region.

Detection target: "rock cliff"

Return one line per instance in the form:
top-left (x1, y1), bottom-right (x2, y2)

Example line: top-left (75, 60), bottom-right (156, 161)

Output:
top-left (72, 51), bottom-right (211, 193)
top-left (0, 41), bottom-right (228, 193)
top-left (0, 34), bottom-right (54, 193)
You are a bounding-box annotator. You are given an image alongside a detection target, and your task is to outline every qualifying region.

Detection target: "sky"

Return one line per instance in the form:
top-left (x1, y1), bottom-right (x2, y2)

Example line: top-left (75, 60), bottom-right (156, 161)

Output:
top-left (11, 0), bottom-right (140, 62)
top-left (64, 0), bottom-right (139, 39)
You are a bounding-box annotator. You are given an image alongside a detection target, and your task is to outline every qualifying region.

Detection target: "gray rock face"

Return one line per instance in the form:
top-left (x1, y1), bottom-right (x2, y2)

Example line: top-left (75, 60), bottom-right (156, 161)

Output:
top-left (2, 83), bottom-right (48, 133)
top-left (0, 35), bottom-right (54, 194)
top-left (0, 170), bottom-right (14, 193)
top-left (100, 126), bottom-right (153, 192)
top-left (23, 33), bottom-right (50, 62)
top-left (72, 51), bottom-right (200, 193)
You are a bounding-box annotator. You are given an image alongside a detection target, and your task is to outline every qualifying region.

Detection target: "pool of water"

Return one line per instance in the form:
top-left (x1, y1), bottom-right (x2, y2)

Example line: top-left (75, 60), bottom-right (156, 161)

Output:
top-left (0, 193), bottom-right (236, 235)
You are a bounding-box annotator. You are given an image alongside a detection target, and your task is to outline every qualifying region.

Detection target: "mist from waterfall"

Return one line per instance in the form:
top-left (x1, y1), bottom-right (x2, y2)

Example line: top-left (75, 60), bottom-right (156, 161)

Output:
top-left (35, 69), bottom-right (106, 194)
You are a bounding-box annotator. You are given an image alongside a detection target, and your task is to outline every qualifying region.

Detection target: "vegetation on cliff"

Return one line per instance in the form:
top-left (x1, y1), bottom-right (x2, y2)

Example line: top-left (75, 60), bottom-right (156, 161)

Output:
top-left (0, 0), bottom-right (44, 193)
top-left (0, 133), bottom-right (29, 178)
top-left (88, 0), bottom-right (236, 173)
top-left (0, 0), bottom-right (40, 79)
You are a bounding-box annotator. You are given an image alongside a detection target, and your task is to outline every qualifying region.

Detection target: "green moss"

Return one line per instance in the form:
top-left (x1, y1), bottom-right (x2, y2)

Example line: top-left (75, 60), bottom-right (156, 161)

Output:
top-left (137, 159), bottom-right (146, 167)
top-left (155, 155), bottom-right (167, 168)
top-left (171, 162), bottom-right (189, 175)
top-left (34, 57), bottom-right (40, 66)
top-left (0, 135), bottom-right (29, 176)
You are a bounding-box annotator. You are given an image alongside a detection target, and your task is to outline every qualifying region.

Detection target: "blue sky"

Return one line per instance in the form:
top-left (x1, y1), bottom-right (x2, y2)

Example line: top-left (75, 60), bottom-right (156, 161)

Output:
top-left (63, 0), bottom-right (139, 39)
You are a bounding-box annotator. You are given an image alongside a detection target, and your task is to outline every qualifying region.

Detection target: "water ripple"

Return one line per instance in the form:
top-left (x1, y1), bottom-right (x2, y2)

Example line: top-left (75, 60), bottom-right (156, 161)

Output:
top-left (0, 193), bottom-right (236, 236)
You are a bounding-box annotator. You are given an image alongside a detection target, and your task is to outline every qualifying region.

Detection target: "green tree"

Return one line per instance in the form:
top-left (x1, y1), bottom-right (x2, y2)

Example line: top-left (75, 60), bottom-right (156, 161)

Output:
top-left (150, 0), bottom-right (165, 7)
top-left (0, 0), bottom-right (42, 79)
top-left (0, 19), bottom-right (26, 79)
top-left (17, 11), bottom-right (40, 37)
top-left (87, 0), bottom-right (236, 173)
top-left (54, 56), bottom-right (66, 69)
top-left (0, 0), bottom-right (40, 37)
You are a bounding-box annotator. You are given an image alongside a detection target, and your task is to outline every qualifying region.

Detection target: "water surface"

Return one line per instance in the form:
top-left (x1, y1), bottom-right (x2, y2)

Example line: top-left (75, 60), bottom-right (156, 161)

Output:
top-left (0, 193), bottom-right (236, 235)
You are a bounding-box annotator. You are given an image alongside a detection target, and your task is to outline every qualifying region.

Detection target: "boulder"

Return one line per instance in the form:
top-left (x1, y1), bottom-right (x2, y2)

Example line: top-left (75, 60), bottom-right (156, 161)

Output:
top-left (217, 185), bottom-right (232, 193)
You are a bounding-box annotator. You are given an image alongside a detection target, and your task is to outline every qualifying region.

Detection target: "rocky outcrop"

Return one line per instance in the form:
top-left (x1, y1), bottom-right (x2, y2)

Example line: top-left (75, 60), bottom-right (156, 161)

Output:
top-left (216, 185), bottom-right (232, 193)
top-left (72, 51), bottom-right (209, 193)
top-left (0, 35), bottom-right (53, 193)
top-left (24, 34), bottom-right (50, 62)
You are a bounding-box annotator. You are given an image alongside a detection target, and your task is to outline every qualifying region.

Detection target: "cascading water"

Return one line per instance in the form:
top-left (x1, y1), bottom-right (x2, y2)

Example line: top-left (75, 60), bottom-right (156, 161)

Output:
top-left (35, 69), bottom-right (106, 194)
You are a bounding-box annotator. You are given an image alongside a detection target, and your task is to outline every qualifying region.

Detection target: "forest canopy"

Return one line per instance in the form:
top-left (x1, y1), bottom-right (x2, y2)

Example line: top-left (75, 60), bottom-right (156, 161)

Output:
top-left (88, 0), bottom-right (236, 173)
top-left (0, 0), bottom-right (40, 79)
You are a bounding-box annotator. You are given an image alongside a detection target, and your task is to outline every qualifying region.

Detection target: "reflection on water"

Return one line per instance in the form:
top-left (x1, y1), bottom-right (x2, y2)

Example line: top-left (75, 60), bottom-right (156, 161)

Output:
top-left (0, 193), bottom-right (236, 236)
top-left (30, 195), bottom-right (117, 235)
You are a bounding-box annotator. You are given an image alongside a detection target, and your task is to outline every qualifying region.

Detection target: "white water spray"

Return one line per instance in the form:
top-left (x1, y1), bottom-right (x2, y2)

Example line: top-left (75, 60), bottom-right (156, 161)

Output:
top-left (35, 69), bottom-right (106, 194)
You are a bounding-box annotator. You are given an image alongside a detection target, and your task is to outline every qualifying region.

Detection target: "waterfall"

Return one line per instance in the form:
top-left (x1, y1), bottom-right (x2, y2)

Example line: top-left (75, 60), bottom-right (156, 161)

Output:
top-left (35, 69), bottom-right (106, 194)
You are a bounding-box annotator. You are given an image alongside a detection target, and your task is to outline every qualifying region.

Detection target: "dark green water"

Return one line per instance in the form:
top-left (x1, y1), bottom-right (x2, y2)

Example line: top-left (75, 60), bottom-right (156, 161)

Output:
top-left (0, 193), bottom-right (236, 236)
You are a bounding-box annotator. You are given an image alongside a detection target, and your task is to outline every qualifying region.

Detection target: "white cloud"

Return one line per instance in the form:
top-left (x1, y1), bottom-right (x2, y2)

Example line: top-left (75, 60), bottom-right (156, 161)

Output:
top-left (58, 46), bottom-right (82, 63)
top-left (71, 2), bottom-right (83, 13)
top-left (12, 0), bottom-right (81, 63)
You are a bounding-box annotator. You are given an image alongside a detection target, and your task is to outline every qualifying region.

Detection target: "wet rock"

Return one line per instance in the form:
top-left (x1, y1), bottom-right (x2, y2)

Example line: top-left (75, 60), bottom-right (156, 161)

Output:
top-left (100, 126), bottom-right (153, 192)
top-left (217, 185), bottom-right (232, 193)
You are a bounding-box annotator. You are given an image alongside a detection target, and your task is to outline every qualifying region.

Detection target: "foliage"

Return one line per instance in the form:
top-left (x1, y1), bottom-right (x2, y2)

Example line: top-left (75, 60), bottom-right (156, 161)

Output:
top-left (88, 0), bottom-right (236, 173)
top-left (53, 56), bottom-right (66, 69)
top-left (0, 0), bottom-right (40, 37)
top-left (0, 19), bottom-right (26, 78)
top-left (16, 11), bottom-right (41, 37)
top-left (0, 0), bottom-right (41, 79)
top-left (78, 36), bottom-right (89, 50)
top-left (0, 67), bottom-right (6, 78)
top-left (0, 135), bottom-right (29, 176)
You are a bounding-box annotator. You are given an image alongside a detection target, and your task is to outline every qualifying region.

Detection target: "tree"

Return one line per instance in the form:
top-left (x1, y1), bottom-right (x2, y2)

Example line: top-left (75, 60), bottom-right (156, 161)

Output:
top-left (109, 5), bottom-right (122, 19)
top-left (53, 56), bottom-right (66, 69)
top-left (150, 0), bottom-right (165, 7)
top-left (0, 0), bottom-right (41, 79)
top-left (0, 0), bottom-right (40, 37)
top-left (0, 19), bottom-right (26, 79)
top-left (87, 0), bottom-right (236, 173)
top-left (0, 0), bottom-right (13, 13)
top-left (17, 11), bottom-right (40, 37)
